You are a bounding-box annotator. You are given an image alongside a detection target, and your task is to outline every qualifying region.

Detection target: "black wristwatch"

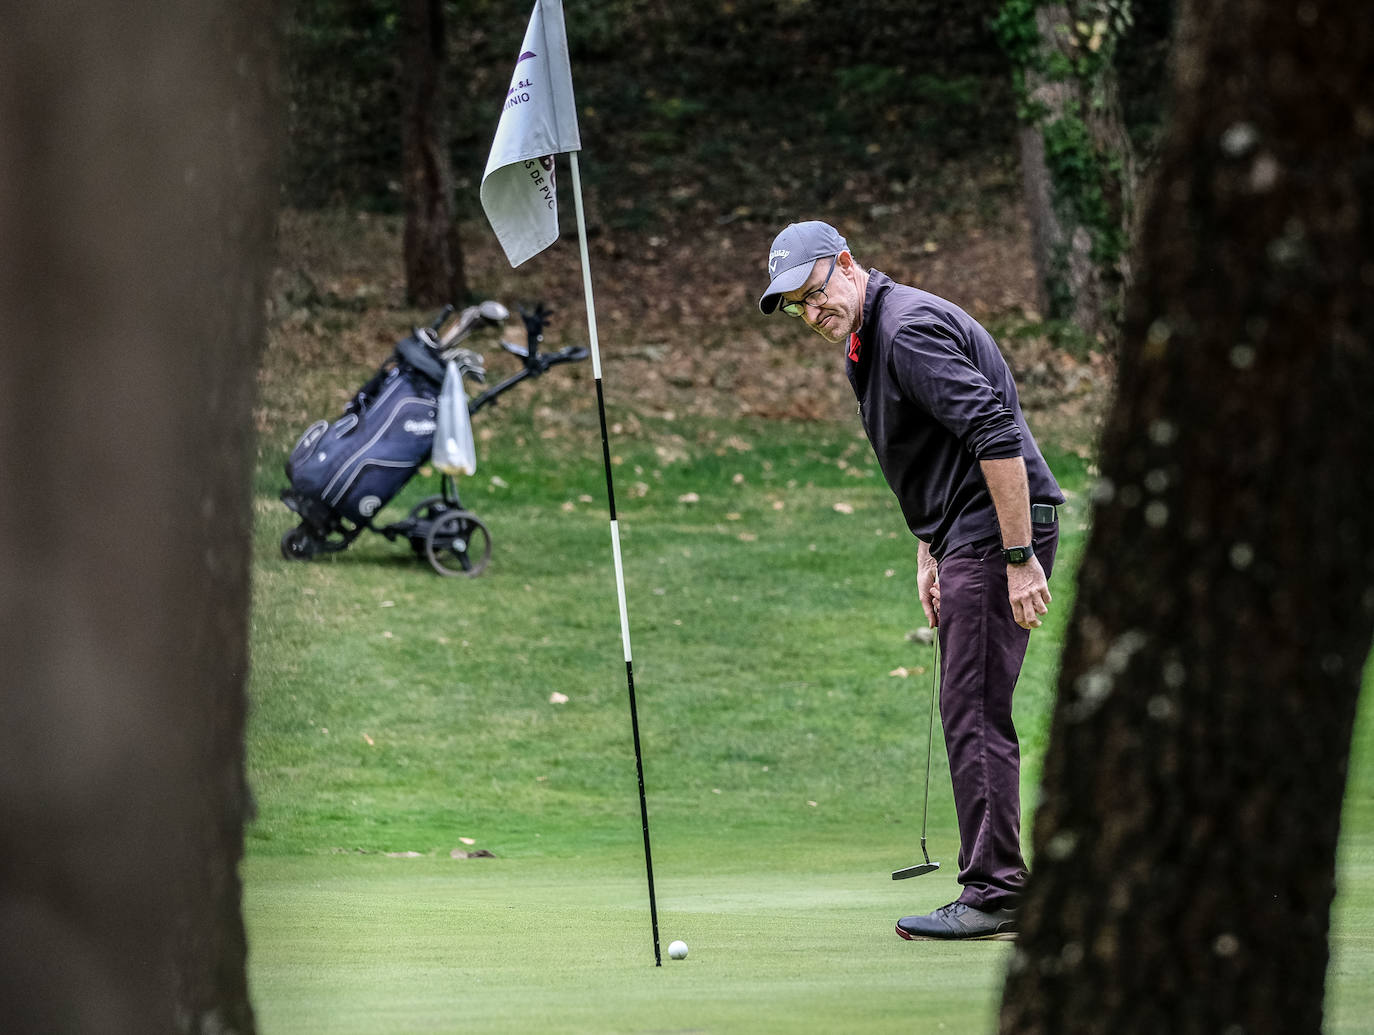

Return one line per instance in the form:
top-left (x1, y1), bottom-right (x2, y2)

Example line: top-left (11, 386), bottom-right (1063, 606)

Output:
top-left (1002, 544), bottom-right (1034, 565)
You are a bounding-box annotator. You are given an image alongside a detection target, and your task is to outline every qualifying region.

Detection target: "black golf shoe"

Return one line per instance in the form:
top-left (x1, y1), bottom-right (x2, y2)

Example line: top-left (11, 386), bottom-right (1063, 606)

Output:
top-left (895, 901), bottom-right (1018, 941)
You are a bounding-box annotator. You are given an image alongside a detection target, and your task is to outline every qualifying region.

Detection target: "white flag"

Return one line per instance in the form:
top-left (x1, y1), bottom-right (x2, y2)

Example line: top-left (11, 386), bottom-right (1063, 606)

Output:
top-left (480, 0), bottom-right (581, 267)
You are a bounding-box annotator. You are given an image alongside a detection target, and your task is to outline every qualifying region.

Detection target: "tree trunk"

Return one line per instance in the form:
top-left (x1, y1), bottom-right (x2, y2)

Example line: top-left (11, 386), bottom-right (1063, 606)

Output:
top-left (401, 0), bottom-right (466, 307)
top-left (999, 1), bottom-right (1135, 349)
top-left (0, 2), bottom-right (277, 1031)
top-left (1000, 0), bottom-right (1374, 1031)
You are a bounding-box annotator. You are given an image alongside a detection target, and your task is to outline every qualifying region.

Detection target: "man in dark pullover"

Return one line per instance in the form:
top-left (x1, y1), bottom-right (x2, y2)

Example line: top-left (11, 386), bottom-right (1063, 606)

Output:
top-left (759, 221), bottom-right (1065, 941)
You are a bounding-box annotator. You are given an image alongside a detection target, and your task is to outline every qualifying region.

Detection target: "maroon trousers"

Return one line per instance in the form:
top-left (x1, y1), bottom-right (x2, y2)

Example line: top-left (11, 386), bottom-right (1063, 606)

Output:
top-left (935, 521), bottom-right (1059, 910)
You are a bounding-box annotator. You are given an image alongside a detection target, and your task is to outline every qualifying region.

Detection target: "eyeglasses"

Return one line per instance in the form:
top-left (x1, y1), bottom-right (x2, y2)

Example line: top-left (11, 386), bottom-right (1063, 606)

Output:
top-left (780, 255), bottom-right (837, 317)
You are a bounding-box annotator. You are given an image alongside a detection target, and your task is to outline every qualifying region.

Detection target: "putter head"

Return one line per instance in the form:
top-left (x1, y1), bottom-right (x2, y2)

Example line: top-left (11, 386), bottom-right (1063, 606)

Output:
top-left (891, 861), bottom-right (940, 880)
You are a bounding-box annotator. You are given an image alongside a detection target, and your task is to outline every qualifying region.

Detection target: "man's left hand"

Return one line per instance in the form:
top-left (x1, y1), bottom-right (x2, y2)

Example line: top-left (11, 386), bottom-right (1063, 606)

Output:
top-left (1006, 556), bottom-right (1051, 630)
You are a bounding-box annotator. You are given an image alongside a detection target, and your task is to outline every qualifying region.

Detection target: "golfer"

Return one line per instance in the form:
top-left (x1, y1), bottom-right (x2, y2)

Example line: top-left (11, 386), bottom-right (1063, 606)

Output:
top-left (759, 221), bottom-right (1065, 941)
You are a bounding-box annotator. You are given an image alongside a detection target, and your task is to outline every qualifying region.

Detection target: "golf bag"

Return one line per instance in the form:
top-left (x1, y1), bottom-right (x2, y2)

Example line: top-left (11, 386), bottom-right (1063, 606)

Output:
top-left (284, 336), bottom-right (444, 528)
top-left (279, 301), bottom-right (587, 576)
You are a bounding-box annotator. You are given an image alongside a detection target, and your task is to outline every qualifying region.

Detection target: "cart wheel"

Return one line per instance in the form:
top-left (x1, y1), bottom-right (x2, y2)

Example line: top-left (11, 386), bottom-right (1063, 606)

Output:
top-left (407, 494), bottom-right (451, 523)
top-left (280, 526), bottom-right (316, 561)
top-left (424, 510), bottom-right (492, 577)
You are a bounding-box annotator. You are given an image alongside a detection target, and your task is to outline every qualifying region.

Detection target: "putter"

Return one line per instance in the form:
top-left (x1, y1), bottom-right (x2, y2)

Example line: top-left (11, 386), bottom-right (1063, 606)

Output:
top-left (892, 635), bottom-right (941, 880)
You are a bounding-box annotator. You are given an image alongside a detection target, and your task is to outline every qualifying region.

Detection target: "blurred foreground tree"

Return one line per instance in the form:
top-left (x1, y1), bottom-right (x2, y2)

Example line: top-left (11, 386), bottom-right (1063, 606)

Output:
top-left (0, 1), bottom-right (278, 1032)
top-left (995, 0), bottom-right (1138, 350)
top-left (1000, 0), bottom-right (1374, 1031)
top-left (400, 0), bottom-right (466, 305)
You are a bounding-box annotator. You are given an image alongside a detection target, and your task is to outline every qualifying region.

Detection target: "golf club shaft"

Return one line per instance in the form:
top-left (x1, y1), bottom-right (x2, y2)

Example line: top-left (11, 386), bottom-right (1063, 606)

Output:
top-left (892, 634), bottom-right (941, 880)
top-left (920, 635), bottom-right (938, 861)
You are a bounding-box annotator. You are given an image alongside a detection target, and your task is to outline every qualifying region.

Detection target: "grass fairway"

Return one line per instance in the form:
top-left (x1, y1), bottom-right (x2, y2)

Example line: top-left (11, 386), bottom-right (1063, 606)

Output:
top-left (246, 412), bottom-right (1374, 1031)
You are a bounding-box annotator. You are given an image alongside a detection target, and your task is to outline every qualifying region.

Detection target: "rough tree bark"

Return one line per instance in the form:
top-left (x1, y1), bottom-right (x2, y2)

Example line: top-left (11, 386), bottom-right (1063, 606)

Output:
top-left (998, 0), bottom-right (1136, 349)
top-left (0, 2), bottom-right (278, 1032)
top-left (1000, 0), bottom-right (1374, 1031)
top-left (401, 0), bottom-right (467, 307)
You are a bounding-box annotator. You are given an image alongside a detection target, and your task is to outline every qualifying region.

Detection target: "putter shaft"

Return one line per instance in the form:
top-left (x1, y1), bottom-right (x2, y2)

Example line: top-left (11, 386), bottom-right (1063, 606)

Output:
top-left (892, 636), bottom-right (940, 880)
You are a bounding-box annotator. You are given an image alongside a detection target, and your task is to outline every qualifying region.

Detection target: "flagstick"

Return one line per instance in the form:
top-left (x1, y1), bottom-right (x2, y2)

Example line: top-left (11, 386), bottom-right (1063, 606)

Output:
top-left (568, 151), bottom-right (662, 968)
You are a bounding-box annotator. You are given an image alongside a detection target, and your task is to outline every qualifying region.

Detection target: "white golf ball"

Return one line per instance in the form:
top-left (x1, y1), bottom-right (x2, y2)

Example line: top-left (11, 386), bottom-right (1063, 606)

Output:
top-left (668, 939), bottom-right (689, 960)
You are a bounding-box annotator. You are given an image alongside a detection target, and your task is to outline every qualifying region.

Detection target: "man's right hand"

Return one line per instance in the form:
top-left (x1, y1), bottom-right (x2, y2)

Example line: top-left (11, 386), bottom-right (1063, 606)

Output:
top-left (917, 548), bottom-right (940, 628)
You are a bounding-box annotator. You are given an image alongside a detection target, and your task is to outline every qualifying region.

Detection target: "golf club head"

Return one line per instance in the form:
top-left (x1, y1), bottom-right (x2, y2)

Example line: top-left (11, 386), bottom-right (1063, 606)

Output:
top-left (891, 861), bottom-right (940, 880)
top-left (478, 299), bottom-right (511, 323)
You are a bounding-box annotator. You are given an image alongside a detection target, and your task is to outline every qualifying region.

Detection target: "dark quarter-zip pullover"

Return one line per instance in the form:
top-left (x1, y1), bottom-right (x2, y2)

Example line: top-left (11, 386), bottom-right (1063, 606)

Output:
top-left (846, 270), bottom-right (1064, 560)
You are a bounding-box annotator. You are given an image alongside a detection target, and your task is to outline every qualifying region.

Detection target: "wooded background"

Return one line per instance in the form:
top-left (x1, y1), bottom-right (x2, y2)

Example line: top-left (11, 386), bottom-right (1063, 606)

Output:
top-left (281, 0), bottom-right (1174, 344)
top-left (284, 0), bottom-right (1171, 208)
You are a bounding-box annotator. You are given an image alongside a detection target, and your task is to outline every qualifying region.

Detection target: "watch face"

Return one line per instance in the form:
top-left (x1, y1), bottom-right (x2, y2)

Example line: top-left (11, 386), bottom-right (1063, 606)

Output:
top-left (1003, 546), bottom-right (1033, 564)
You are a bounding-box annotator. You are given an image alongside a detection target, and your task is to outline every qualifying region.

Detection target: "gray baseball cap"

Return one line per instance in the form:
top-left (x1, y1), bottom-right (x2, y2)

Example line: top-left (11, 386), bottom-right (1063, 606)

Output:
top-left (758, 221), bottom-right (848, 314)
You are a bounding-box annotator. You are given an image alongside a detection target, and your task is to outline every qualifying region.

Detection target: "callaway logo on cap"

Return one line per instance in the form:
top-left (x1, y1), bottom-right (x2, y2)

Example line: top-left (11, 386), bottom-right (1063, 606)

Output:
top-left (758, 221), bottom-right (847, 315)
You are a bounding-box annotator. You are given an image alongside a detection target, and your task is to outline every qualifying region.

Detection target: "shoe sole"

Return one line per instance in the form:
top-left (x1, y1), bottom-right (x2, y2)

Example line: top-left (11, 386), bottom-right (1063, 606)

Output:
top-left (895, 924), bottom-right (1016, 942)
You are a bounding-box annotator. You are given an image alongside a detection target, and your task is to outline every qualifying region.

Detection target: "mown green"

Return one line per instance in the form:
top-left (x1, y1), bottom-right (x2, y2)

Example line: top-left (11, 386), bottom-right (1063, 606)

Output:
top-left (246, 415), bottom-right (1374, 1032)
